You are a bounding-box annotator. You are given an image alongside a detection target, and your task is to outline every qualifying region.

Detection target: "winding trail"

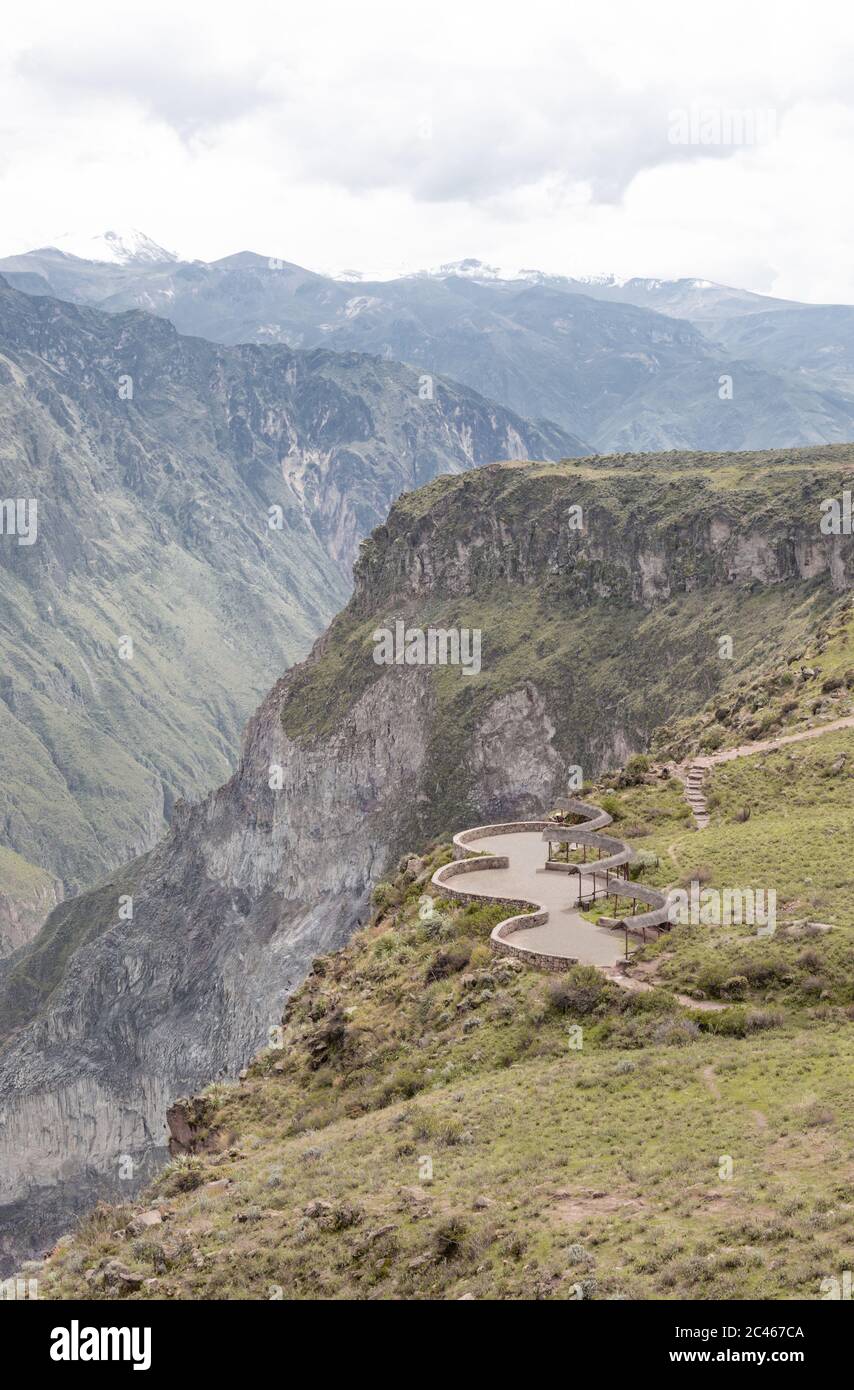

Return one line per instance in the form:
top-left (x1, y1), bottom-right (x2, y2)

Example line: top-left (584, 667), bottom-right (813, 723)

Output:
top-left (678, 715), bottom-right (854, 829)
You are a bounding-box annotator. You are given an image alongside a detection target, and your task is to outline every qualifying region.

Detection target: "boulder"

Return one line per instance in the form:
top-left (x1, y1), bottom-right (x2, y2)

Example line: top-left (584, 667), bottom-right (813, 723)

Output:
top-left (127, 1210), bottom-right (163, 1236)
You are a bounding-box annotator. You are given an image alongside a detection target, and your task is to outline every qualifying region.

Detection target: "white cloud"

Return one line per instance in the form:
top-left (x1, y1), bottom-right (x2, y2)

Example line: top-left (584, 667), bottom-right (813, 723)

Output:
top-left (1, 0), bottom-right (854, 301)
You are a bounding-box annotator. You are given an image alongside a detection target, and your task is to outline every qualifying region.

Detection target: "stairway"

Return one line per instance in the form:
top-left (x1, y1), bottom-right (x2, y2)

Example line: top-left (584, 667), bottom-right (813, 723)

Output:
top-left (684, 762), bottom-right (710, 829)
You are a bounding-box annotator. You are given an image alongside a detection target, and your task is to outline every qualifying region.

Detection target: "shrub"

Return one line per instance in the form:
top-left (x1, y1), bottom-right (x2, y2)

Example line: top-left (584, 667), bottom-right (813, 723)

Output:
top-left (384, 1069), bottom-right (425, 1101)
top-left (800, 974), bottom-right (826, 996)
top-left (797, 948), bottom-right (823, 971)
top-left (425, 940), bottom-right (473, 982)
top-left (652, 1017), bottom-right (700, 1045)
top-left (546, 965), bottom-right (606, 1016)
top-left (468, 943), bottom-right (492, 970)
top-left (696, 1006), bottom-right (748, 1037)
top-left (624, 754), bottom-right (651, 784)
top-left (722, 975), bottom-right (749, 1001)
top-left (622, 986), bottom-right (678, 1016)
top-left (695, 962), bottom-right (728, 998)
top-left (745, 1008), bottom-right (784, 1032)
top-left (737, 955), bottom-right (788, 987)
top-left (680, 864), bottom-right (713, 887)
top-left (630, 849), bottom-right (659, 877)
top-left (433, 1214), bottom-right (468, 1259)
top-left (156, 1155), bottom-right (206, 1196)
top-left (371, 881), bottom-right (401, 914)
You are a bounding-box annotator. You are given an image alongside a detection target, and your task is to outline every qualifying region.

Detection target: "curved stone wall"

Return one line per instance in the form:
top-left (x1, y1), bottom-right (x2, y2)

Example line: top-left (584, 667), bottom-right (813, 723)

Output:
top-left (430, 798), bottom-right (675, 971)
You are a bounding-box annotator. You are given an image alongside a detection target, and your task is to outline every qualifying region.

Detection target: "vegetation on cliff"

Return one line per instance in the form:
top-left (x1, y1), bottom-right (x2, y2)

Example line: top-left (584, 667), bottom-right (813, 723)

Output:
top-left (281, 448), bottom-right (853, 855)
top-left (36, 679), bottom-right (854, 1299)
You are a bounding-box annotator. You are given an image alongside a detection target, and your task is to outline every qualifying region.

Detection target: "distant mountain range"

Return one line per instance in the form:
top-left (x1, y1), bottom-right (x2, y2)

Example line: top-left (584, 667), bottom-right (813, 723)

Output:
top-left (3, 238), bottom-right (854, 451)
top-left (0, 275), bottom-right (575, 950)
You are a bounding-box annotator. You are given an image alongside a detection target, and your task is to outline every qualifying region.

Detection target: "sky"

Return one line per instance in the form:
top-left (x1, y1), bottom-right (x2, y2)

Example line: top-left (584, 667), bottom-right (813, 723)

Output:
top-left (2, 0), bottom-right (854, 301)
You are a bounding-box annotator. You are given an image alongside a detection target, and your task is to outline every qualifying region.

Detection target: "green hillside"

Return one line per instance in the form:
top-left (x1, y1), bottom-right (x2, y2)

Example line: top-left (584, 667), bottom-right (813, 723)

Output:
top-left (36, 671), bottom-right (854, 1300)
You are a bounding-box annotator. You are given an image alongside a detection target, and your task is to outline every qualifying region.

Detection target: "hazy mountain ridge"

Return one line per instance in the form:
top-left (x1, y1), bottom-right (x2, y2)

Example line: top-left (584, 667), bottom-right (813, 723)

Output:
top-left (3, 243), bottom-right (854, 451)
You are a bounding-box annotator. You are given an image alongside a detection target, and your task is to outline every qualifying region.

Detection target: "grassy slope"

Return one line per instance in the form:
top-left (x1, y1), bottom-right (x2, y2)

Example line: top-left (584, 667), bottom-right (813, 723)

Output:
top-left (655, 594), bottom-right (854, 759)
top-left (38, 701), bottom-right (854, 1300)
top-left (0, 854), bottom-right (151, 1037)
top-left (0, 846), bottom-right (58, 959)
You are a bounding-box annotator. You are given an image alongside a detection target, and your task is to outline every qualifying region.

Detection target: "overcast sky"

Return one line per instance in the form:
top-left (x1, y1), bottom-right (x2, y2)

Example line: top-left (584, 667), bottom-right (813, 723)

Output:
top-left (3, 0), bottom-right (854, 301)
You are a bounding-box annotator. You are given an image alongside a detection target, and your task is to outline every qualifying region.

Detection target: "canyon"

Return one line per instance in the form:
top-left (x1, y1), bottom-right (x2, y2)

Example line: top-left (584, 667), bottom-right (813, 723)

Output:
top-left (1, 443), bottom-right (852, 1273)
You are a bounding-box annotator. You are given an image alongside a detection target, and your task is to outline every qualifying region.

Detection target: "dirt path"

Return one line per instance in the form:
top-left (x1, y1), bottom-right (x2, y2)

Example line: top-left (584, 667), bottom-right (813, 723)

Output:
top-left (696, 714), bottom-right (854, 768)
top-left (604, 968), bottom-right (728, 1012)
top-left (701, 1065), bottom-right (722, 1099)
top-left (675, 715), bottom-right (854, 830)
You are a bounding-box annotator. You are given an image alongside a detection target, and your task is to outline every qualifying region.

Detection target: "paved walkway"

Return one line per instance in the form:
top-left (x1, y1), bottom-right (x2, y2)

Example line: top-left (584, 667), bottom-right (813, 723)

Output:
top-left (457, 829), bottom-right (625, 966)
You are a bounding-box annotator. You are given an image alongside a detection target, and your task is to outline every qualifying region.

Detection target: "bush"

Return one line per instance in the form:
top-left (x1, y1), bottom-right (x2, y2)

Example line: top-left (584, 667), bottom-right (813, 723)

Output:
top-left (699, 726), bottom-right (724, 751)
top-left (737, 956), bottom-right (788, 988)
top-left (695, 1006), bottom-right (748, 1037)
top-left (695, 962), bottom-right (728, 998)
top-left (156, 1155), bottom-right (206, 1196)
top-left (745, 1008), bottom-right (784, 1032)
top-left (468, 943), bottom-right (492, 970)
top-left (546, 965), bottom-right (606, 1016)
top-left (629, 849), bottom-right (659, 877)
top-left (797, 948), bottom-right (823, 971)
top-left (622, 986), bottom-right (679, 1016)
top-left (425, 940), bottom-right (473, 982)
top-left (680, 864), bottom-right (713, 886)
top-left (384, 1069), bottom-right (425, 1101)
top-left (652, 1017), bottom-right (700, 1045)
top-left (800, 974), bottom-right (827, 996)
top-left (722, 975), bottom-right (749, 1001)
top-left (624, 754), bottom-right (651, 784)
top-left (371, 881), bottom-right (401, 914)
top-left (599, 793), bottom-right (624, 821)
top-left (433, 1213), bottom-right (468, 1259)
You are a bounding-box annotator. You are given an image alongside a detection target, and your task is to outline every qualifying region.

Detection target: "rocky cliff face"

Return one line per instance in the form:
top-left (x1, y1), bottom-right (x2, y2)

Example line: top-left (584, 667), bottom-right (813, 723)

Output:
top-left (1, 444), bottom-right (852, 1272)
top-left (0, 277), bottom-right (578, 950)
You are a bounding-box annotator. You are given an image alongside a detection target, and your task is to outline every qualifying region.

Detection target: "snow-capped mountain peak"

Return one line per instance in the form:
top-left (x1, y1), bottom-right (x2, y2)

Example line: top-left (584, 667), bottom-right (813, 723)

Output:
top-left (47, 229), bottom-right (178, 266)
